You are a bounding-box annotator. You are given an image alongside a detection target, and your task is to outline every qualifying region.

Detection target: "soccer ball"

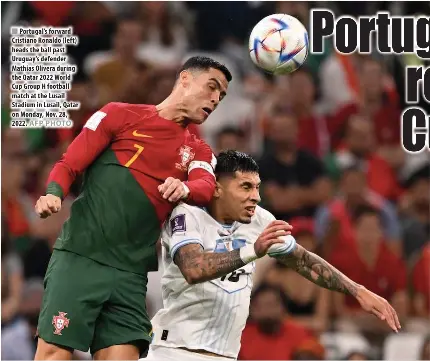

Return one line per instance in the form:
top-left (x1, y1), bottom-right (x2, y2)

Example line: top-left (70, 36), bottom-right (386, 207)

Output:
top-left (249, 14), bottom-right (309, 75)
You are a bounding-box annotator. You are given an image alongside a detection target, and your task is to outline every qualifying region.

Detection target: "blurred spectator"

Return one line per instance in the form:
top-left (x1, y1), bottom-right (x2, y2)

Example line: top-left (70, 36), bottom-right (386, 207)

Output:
top-left (1, 127), bottom-right (29, 156)
top-left (398, 165), bottom-right (430, 259)
top-left (215, 127), bottom-right (246, 155)
top-left (411, 243), bottom-right (430, 319)
top-left (239, 284), bottom-right (315, 360)
top-left (1, 279), bottom-right (43, 360)
top-left (264, 218), bottom-right (330, 333)
top-left (327, 57), bottom-right (400, 152)
top-left (330, 206), bottom-right (409, 334)
top-left (1, 155), bottom-right (32, 247)
top-left (325, 114), bottom-right (401, 201)
top-left (345, 351), bottom-right (370, 360)
top-left (289, 68), bottom-right (330, 158)
top-left (315, 166), bottom-right (402, 258)
top-left (91, 17), bottom-right (146, 105)
top-left (259, 110), bottom-right (332, 221)
top-left (1, 220), bottom-right (24, 326)
top-left (135, 2), bottom-right (189, 67)
top-left (291, 338), bottom-right (326, 360)
top-left (420, 336), bottom-right (430, 360)
top-left (117, 62), bottom-right (151, 105)
top-left (65, 2), bottom-right (116, 70)
top-left (53, 76), bottom-right (98, 153)
top-left (141, 67), bottom-right (177, 105)
top-left (319, 53), bottom-right (361, 115)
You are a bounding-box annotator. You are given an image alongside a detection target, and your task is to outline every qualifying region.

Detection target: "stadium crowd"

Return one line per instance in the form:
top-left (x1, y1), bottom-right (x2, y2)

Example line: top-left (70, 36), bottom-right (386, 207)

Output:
top-left (1, 1), bottom-right (429, 360)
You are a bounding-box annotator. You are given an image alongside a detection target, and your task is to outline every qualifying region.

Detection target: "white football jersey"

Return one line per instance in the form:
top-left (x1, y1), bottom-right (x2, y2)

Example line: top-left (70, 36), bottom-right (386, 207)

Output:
top-left (150, 203), bottom-right (296, 358)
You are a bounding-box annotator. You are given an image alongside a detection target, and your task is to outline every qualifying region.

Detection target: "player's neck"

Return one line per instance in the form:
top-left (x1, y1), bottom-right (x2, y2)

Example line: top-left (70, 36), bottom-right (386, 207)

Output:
top-left (208, 202), bottom-right (235, 226)
top-left (156, 97), bottom-right (189, 126)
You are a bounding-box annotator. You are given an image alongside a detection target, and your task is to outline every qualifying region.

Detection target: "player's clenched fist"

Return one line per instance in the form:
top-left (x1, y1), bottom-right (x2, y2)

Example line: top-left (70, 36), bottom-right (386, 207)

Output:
top-left (158, 177), bottom-right (190, 203)
top-left (254, 220), bottom-right (293, 257)
top-left (35, 194), bottom-right (62, 218)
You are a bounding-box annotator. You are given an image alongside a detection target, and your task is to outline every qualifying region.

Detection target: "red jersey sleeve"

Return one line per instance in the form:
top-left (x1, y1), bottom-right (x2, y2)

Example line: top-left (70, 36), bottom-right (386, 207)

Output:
top-left (183, 140), bottom-right (216, 206)
top-left (46, 102), bottom-right (125, 199)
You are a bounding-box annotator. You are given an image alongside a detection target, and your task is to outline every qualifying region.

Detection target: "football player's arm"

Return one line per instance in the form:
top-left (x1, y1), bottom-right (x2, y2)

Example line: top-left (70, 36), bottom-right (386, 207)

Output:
top-left (273, 244), bottom-right (401, 332)
top-left (274, 243), bottom-right (361, 295)
top-left (46, 103), bottom-right (123, 199)
top-left (175, 244), bottom-right (246, 285)
top-left (158, 143), bottom-right (216, 204)
top-left (170, 212), bottom-right (290, 285)
top-left (168, 210), bottom-right (247, 285)
top-left (182, 143), bottom-right (217, 205)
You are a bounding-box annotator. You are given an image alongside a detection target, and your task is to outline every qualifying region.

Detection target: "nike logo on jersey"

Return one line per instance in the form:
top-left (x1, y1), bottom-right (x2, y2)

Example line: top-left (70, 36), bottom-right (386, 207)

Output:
top-left (132, 130), bottom-right (153, 138)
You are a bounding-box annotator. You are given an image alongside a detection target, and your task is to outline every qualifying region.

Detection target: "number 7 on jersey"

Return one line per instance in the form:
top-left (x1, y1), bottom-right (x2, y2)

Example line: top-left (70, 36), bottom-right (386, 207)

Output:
top-left (125, 144), bottom-right (144, 168)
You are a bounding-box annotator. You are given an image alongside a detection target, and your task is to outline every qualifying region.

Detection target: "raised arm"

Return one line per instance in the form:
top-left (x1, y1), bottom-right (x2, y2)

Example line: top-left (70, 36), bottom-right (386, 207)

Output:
top-left (158, 142), bottom-right (217, 204)
top-left (46, 103), bottom-right (124, 199)
top-left (273, 244), bottom-right (401, 332)
top-left (275, 244), bottom-right (360, 295)
top-left (35, 103), bottom-right (124, 218)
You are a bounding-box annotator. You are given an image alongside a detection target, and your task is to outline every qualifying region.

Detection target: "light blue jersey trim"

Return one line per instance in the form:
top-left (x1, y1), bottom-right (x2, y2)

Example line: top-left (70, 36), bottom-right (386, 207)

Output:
top-left (170, 238), bottom-right (204, 259)
top-left (268, 239), bottom-right (297, 257)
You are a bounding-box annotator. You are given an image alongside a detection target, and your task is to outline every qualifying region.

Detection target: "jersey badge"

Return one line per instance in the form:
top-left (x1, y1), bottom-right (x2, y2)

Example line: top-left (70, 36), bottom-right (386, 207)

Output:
top-left (176, 145), bottom-right (195, 171)
top-left (52, 312), bottom-right (70, 335)
top-left (171, 214), bottom-right (186, 235)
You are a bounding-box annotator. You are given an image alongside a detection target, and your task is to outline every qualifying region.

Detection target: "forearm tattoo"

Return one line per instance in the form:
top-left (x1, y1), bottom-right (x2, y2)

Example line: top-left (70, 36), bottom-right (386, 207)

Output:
top-left (276, 245), bottom-right (359, 296)
top-left (174, 245), bottom-right (246, 283)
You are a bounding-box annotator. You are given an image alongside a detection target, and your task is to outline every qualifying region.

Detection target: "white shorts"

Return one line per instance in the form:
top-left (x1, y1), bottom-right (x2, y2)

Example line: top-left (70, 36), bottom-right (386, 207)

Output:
top-left (142, 345), bottom-right (235, 361)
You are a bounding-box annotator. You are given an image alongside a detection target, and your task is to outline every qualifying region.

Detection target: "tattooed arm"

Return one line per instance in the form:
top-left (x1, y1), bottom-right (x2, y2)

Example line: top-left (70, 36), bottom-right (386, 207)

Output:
top-left (174, 244), bottom-right (245, 284)
top-left (275, 244), bottom-right (361, 296)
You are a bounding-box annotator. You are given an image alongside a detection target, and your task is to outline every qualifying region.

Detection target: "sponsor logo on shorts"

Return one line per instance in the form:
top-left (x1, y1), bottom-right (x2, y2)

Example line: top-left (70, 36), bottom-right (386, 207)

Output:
top-left (171, 214), bottom-right (186, 234)
top-left (52, 311), bottom-right (70, 335)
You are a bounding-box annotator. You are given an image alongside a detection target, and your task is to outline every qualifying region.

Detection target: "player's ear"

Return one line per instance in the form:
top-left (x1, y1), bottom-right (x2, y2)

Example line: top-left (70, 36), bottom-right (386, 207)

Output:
top-left (179, 70), bottom-right (192, 88)
top-left (213, 181), bottom-right (222, 199)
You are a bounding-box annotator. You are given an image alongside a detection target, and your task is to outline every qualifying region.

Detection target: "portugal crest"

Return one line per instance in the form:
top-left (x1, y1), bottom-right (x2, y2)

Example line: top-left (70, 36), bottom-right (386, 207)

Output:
top-left (176, 145), bottom-right (195, 172)
top-left (52, 311), bottom-right (70, 335)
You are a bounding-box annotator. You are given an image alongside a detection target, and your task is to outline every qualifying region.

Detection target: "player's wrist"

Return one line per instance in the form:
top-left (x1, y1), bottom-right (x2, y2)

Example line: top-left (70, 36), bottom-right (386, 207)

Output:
top-left (354, 284), bottom-right (366, 299)
top-left (46, 181), bottom-right (64, 201)
top-left (239, 244), bottom-right (258, 264)
top-left (181, 182), bottom-right (190, 199)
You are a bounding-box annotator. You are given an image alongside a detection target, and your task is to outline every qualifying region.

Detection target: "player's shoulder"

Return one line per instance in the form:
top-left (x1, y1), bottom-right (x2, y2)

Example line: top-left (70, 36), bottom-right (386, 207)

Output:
top-left (185, 130), bottom-right (211, 150)
top-left (166, 203), bottom-right (207, 234)
top-left (102, 102), bottom-right (154, 119)
top-left (186, 133), bottom-right (216, 165)
top-left (252, 205), bottom-right (276, 228)
top-left (170, 202), bottom-right (206, 219)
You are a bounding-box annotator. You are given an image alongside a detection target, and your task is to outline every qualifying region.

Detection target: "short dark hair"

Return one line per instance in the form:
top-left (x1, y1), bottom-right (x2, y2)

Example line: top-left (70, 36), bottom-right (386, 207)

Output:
top-left (178, 56), bottom-right (232, 82)
top-left (251, 283), bottom-right (288, 311)
top-left (216, 126), bottom-right (245, 139)
top-left (215, 150), bottom-right (259, 179)
top-left (352, 204), bottom-right (381, 224)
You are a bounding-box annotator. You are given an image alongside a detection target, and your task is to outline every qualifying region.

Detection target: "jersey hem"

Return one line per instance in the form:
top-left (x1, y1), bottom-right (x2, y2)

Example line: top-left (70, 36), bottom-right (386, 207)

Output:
top-left (150, 341), bottom-right (238, 359)
top-left (51, 248), bottom-right (154, 276)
